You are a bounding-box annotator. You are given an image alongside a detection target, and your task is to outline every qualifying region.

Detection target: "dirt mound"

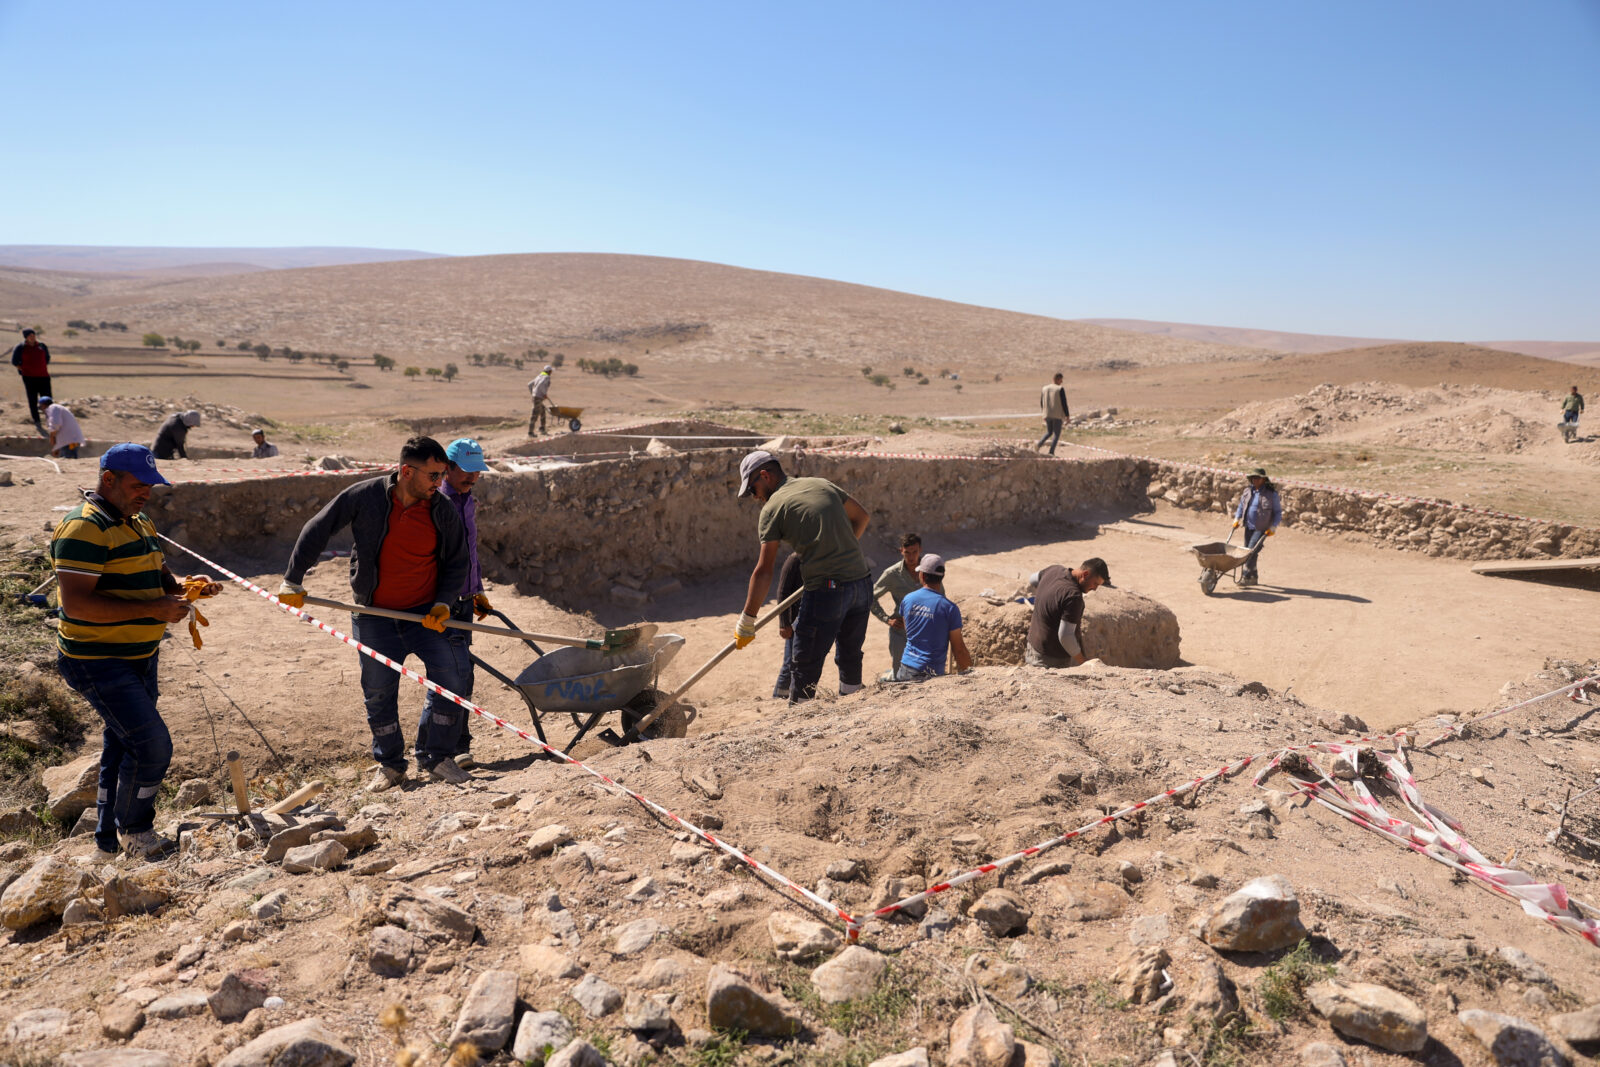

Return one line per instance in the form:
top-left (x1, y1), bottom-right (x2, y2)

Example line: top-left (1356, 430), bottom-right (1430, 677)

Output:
top-left (1187, 381), bottom-right (1440, 440)
top-left (1388, 405), bottom-right (1541, 453)
top-left (49, 394), bottom-right (269, 432)
top-left (959, 587), bottom-right (1181, 669)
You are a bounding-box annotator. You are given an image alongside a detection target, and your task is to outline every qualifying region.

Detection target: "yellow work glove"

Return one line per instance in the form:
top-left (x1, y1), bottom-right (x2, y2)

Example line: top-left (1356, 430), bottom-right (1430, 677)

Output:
top-left (734, 612), bottom-right (758, 650)
top-left (180, 576), bottom-right (216, 649)
top-left (1265, 528), bottom-right (1276, 537)
top-left (1231, 520), bottom-right (1242, 530)
top-left (472, 593), bottom-right (493, 620)
top-left (422, 604), bottom-right (451, 633)
top-left (276, 580), bottom-right (306, 609)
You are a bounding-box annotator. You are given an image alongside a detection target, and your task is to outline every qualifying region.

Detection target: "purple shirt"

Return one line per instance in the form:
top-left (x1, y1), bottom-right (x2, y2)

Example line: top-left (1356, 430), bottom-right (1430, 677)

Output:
top-left (439, 481), bottom-right (482, 597)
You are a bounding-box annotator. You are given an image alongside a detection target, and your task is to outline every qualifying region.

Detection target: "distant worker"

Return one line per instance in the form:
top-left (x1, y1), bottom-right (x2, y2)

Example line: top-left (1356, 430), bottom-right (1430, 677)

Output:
top-left (1036, 372), bottom-right (1070, 456)
top-left (251, 428), bottom-right (280, 459)
top-left (438, 437), bottom-right (493, 769)
top-left (771, 550), bottom-right (804, 700)
top-left (735, 449), bottom-right (872, 703)
top-left (1231, 467), bottom-right (1282, 586)
top-left (51, 444), bottom-right (221, 860)
top-left (276, 436), bottom-right (472, 791)
top-left (528, 365), bottom-right (555, 435)
top-left (1026, 558), bottom-right (1111, 668)
top-left (870, 533), bottom-right (922, 679)
top-left (12, 328), bottom-right (51, 436)
top-left (895, 554), bottom-right (972, 681)
top-left (152, 409), bottom-right (201, 460)
top-left (40, 396), bottom-right (85, 459)
top-left (1561, 386), bottom-right (1585, 443)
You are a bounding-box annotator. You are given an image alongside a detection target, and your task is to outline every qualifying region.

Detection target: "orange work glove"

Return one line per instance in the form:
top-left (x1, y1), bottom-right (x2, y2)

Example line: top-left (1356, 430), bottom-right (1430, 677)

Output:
top-left (472, 593), bottom-right (493, 620)
top-left (180, 575), bottom-right (218, 649)
top-left (422, 604), bottom-right (451, 633)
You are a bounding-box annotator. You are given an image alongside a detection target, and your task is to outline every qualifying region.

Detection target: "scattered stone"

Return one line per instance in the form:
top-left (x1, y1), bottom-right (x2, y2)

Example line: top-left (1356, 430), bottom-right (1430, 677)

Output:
top-left (513, 1010), bottom-right (576, 1063)
top-left (249, 889), bottom-right (287, 921)
top-left (700, 884), bottom-right (747, 909)
top-left (623, 991), bottom-right (675, 1031)
top-left (1549, 1004), bottom-right (1600, 1049)
top-left (261, 824), bottom-right (317, 863)
top-left (870, 875), bottom-right (927, 919)
top-left (379, 885), bottom-right (477, 942)
top-left (1048, 879), bottom-right (1127, 921)
top-left (631, 957), bottom-right (688, 989)
top-left (546, 1040), bottom-right (608, 1067)
top-left (1496, 946), bottom-right (1552, 985)
top-left (311, 821), bottom-right (378, 853)
top-left (1119, 860), bottom-right (1144, 884)
top-left (1194, 874), bottom-right (1308, 951)
top-left (104, 868), bottom-right (174, 918)
top-left (1306, 981), bottom-right (1427, 1053)
top-left (826, 858), bottom-right (864, 881)
top-left (369, 925), bottom-right (416, 976)
top-left (669, 840), bottom-right (707, 865)
top-left (0, 855), bottom-right (90, 929)
top-left (528, 823), bottom-right (573, 856)
top-left (963, 954), bottom-right (1030, 998)
top-left (521, 942), bottom-right (584, 980)
top-left (62, 1051), bottom-right (176, 1067)
top-left (282, 839), bottom-right (346, 873)
top-left (811, 945), bottom-right (887, 1004)
top-left (209, 970), bottom-right (271, 1022)
top-left (350, 856), bottom-right (396, 876)
top-left (42, 753), bottom-right (98, 821)
top-left (1018, 860), bottom-right (1072, 886)
top-left (612, 917), bottom-right (665, 955)
top-left (868, 1050), bottom-right (930, 1067)
top-left (4, 1007), bottom-right (69, 1042)
top-left (221, 919), bottom-right (260, 943)
top-left (101, 999), bottom-right (147, 1040)
top-left (691, 774), bottom-right (723, 799)
top-left (429, 810), bottom-right (482, 835)
top-left (1299, 1042), bottom-right (1349, 1067)
top-left (147, 989), bottom-right (212, 1019)
top-left (1457, 1009), bottom-right (1568, 1067)
top-left (571, 973), bottom-right (623, 1018)
top-left (919, 908), bottom-right (958, 941)
top-left (1129, 914), bottom-right (1170, 946)
top-left (1014, 1040), bottom-right (1058, 1067)
top-left (1112, 945), bottom-right (1171, 1004)
top-left (947, 1003), bottom-right (1015, 1067)
top-left (217, 1017), bottom-right (356, 1067)
top-left (705, 963), bottom-right (801, 1037)
top-left (970, 887), bottom-right (1031, 937)
top-left (1186, 961), bottom-right (1240, 1025)
top-left (449, 969), bottom-right (519, 1052)
top-left (0, 807), bottom-right (43, 835)
top-left (173, 778), bottom-right (213, 808)
top-left (62, 896), bottom-right (101, 925)
top-left (623, 875), bottom-right (657, 902)
top-left (768, 911), bottom-right (843, 962)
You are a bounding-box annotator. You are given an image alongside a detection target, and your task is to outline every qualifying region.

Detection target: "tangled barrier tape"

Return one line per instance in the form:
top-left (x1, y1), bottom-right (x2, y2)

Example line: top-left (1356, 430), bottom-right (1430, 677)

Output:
top-left (155, 534), bottom-right (864, 939)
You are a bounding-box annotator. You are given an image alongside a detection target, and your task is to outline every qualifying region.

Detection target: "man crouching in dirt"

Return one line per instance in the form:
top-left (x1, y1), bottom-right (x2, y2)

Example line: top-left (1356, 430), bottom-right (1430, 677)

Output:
top-left (52, 444), bottom-right (221, 861)
top-left (735, 450), bottom-right (872, 702)
top-left (276, 436), bottom-right (473, 791)
top-left (1025, 558), bottom-right (1110, 668)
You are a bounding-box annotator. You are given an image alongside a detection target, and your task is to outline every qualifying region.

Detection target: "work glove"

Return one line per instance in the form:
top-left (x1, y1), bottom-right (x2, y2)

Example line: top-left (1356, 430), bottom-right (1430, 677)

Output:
top-left (276, 580), bottom-right (306, 609)
top-left (422, 604), bottom-right (451, 633)
top-left (1231, 520), bottom-right (1242, 530)
top-left (472, 593), bottom-right (493, 620)
top-left (1265, 528), bottom-right (1276, 537)
top-left (180, 576), bottom-right (216, 649)
top-left (734, 612), bottom-right (758, 650)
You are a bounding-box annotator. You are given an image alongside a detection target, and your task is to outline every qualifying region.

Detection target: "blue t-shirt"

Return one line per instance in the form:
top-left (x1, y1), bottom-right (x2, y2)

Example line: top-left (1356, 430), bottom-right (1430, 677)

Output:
top-left (900, 586), bottom-right (962, 675)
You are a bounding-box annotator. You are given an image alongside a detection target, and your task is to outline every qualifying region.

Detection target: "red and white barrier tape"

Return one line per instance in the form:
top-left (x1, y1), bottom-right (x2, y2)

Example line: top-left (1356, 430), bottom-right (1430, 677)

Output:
top-left (1417, 673), bottom-right (1600, 748)
top-left (154, 534), bottom-right (862, 938)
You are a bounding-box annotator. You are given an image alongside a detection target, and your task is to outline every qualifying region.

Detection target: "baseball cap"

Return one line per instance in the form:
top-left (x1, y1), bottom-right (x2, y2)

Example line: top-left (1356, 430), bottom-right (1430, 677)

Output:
top-left (446, 437), bottom-right (490, 473)
top-left (38, 395), bottom-right (52, 406)
top-left (250, 427), bottom-right (265, 436)
top-left (543, 364), bottom-right (554, 373)
top-left (100, 443), bottom-right (170, 486)
top-left (180, 410), bottom-right (202, 427)
top-left (738, 450), bottom-right (776, 497)
top-left (916, 553), bottom-right (946, 576)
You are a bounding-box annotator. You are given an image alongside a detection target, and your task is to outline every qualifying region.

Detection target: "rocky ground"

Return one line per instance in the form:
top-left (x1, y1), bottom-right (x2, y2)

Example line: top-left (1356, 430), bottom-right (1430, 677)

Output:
top-left (2, 654), bottom-right (1598, 1067)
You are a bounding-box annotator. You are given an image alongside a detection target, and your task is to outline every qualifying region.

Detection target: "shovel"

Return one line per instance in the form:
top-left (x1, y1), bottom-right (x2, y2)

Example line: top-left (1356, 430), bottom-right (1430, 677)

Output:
top-left (302, 595), bottom-right (655, 653)
top-left (602, 586), bottom-right (805, 745)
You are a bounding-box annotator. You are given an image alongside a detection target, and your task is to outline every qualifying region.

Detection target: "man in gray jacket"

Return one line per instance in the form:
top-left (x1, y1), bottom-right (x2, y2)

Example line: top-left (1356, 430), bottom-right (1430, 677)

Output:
top-left (276, 437), bottom-right (473, 791)
top-left (1036, 373), bottom-right (1070, 456)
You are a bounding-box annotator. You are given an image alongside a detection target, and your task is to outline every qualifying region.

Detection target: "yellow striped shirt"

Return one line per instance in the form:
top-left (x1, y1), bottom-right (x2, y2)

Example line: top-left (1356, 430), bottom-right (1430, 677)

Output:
top-left (50, 498), bottom-right (169, 659)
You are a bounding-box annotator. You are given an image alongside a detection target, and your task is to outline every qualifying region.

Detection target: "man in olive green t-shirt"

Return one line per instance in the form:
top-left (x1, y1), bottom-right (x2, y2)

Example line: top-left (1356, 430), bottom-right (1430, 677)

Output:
top-left (734, 450), bottom-right (872, 703)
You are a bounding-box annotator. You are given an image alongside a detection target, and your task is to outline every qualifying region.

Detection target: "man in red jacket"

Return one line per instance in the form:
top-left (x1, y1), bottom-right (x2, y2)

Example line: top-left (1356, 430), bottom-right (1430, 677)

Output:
top-left (11, 329), bottom-right (51, 436)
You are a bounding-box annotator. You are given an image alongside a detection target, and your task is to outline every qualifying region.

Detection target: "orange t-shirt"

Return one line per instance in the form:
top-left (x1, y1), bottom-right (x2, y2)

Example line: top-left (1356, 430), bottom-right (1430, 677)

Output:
top-left (371, 493), bottom-right (439, 611)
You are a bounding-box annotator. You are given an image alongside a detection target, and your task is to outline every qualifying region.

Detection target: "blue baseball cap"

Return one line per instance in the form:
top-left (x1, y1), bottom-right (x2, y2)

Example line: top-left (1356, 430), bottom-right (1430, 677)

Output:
top-left (445, 437), bottom-right (490, 473)
top-left (99, 443), bottom-right (170, 486)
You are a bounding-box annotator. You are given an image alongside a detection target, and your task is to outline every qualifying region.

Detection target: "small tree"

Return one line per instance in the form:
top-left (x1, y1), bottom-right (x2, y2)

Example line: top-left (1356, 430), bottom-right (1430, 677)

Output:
top-left (216, 340), bottom-right (226, 348)
top-left (442, 362), bottom-right (459, 382)
top-left (404, 366), bottom-right (420, 379)
top-left (425, 367), bottom-right (442, 380)
top-left (861, 366), bottom-right (873, 376)
top-left (513, 358), bottom-right (524, 370)
top-left (288, 350), bottom-right (304, 363)
top-left (142, 333), bottom-right (165, 348)
top-left (623, 363), bottom-right (638, 376)
top-left (237, 341), bottom-right (253, 351)
top-left (253, 343), bottom-right (271, 359)
top-left (469, 353), bottom-right (483, 366)
top-left (336, 359), bottom-right (350, 372)
top-left (553, 352), bottom-right (565, 367)
top-left (373, 353), bottom-right (395, 371)
top-left (186, 340), bottom-right (203, 354)
top-left (63, 328), bottom-right (78, 338)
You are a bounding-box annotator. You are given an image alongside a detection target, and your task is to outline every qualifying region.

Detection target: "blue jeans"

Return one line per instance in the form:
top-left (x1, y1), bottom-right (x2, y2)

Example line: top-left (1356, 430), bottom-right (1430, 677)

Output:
top-left (1242, 527), bottom-right (1267, 579)
top-left (773, 634), bottom-right (795, 697)
top-left (57, 653), bottom-right (171, 851)
top-left (1037, 418), bottom-right (1063, 454)
top-left (350, 613), bottom-right (470, 771)
top-left (789, 576), bottom-right (871, 703)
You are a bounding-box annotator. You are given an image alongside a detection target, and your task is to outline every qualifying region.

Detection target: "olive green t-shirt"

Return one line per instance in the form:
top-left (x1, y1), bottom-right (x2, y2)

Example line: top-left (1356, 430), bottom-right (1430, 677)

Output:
top-left (757, 477), bottom-right (869, 589)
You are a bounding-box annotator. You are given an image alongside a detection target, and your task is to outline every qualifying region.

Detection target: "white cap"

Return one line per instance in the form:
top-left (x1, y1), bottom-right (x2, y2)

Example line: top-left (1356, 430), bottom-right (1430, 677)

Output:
top-left (917, 553), bottom-right (946, 576)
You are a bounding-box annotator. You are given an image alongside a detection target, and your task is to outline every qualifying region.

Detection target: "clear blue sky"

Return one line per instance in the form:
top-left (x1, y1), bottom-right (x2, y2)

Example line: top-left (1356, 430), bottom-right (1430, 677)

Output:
top-left (5, 1), bottom-right (1598, 339)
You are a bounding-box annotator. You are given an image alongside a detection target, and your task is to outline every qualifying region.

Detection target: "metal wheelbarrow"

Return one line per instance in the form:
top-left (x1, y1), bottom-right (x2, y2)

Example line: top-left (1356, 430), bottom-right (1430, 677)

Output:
top-left (472, 621), bottom-right (690, 753)
top-left (1188, 537), bottom-right (1265, 595)
top-left (551, 405), bottom-right (584, 433)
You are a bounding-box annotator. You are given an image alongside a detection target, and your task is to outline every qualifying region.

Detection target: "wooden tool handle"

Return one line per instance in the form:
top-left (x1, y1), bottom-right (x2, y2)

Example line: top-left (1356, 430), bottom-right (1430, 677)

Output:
top-left (264, 780), bottom-right (325, 815)
top-left (225, 751), bottom-right (250, 814)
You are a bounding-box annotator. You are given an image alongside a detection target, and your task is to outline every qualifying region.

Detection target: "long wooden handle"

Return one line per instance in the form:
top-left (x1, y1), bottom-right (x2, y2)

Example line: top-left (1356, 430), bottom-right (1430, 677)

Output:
top-left (225, 751), bottom-right (250, 814)
top-left (633, 587), bottom-right (805, 737)
top-left (301, 595), bottom-right (650, 651)
top-left (264, 780), bottom-right (325, 815)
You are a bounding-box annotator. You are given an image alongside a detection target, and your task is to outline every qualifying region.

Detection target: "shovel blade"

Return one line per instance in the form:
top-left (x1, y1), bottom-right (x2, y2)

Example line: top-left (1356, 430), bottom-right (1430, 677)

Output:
top-left (600, 622), bottom-right (658, 652)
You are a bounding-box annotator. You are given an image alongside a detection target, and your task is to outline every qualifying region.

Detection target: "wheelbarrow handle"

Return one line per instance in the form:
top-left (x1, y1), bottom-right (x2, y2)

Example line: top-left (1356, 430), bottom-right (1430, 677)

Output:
top-left (301, 596), bottom-right (649, 652)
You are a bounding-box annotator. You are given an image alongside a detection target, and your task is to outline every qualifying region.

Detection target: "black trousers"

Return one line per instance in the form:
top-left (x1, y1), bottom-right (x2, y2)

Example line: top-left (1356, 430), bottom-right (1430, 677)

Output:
top-left (20, 375), bottom-right (51, 423)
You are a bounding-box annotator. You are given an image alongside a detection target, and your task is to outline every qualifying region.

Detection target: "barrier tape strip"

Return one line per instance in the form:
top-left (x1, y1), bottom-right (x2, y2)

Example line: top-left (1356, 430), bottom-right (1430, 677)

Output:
top-left (1417, 673), bottom-right (1599, 748)
top-left (154, 534), bottom-right (862, 938)
top-left (0, 452), bottom-right (63, 473)
top-left (178, 463), bottom-right (389, 476)
top-left (166, 466), bottom-right (388, 486)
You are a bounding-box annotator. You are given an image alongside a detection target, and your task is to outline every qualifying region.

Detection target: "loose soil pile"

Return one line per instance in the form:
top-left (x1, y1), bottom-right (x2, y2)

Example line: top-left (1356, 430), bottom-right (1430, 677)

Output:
top-left (959, 589), bottom-right (1182, 669)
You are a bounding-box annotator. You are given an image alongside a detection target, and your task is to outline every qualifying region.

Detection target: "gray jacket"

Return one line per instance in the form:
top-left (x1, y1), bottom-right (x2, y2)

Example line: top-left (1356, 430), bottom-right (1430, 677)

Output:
top-left (285, 473), bottom-right (469, 610)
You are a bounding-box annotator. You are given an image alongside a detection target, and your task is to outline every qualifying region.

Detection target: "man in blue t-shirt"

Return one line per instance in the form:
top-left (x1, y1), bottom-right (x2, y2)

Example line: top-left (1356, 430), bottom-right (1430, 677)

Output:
top-left (895, 554), bottom-right (973, 682)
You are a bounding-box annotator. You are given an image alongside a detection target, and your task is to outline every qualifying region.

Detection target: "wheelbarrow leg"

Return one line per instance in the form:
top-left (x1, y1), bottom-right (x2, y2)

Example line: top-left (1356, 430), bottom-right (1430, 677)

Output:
top-left (471, 652), bottom-right (553, 750)
top-left (564, 711), bottom-right (607, 753)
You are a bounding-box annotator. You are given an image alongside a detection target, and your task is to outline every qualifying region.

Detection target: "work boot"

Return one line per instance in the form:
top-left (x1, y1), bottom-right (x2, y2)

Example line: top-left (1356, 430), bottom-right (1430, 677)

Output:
top-left (426, 757), bottom-right (471, 785)
top-left (118, 830), bottom-right (176, 861)
top-left (367, 765), bottom-right (406, 792)
top-left (453, 753), bottom-right (476, 771)
top-left (839, 682), bottom-right (865, 696)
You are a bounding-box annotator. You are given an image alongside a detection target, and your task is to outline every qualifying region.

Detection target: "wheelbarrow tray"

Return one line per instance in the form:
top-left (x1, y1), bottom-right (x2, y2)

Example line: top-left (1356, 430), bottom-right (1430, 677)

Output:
top-left (511, 633), bottom-right (684, 713)
top-left (550, 405), bottom-right (585, 419)
top-left (1189, 541), bottom-right (1260, 574)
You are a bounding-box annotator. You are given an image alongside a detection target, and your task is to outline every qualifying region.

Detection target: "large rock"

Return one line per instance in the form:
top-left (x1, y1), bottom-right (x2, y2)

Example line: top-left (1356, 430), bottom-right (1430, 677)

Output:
top-left (42, 754), bottom-right (99, 821)
top-left (104, 868), bottom-right (174, 918)
top-left (622, 991), bottom-right (675, 1031)
top-left (100, 999), bottom-right (146, 1040)
top-left (513, 1010), bottom-right (576, 1063)
top-left (1549, 1003), bottom-right (1600, 1049)
top-left (369, 925), bottom-right (416, 977)
top-left (868, 1051), bottom-right (930, 1067)
top-left (970, 887), bottom-right (1030, 937)
top-left (1194, 875), bottom-right (1308, 951)
top-left (1111, 946), bottom-right (1171, 1004)
top-left (0, 855), bottom-right (90, 929)
top-left (963, 954), bottom-right (1030, 998)
top-left (612, 917), bottom-right (665, 955)
top-left (959, 587), bottom-right (1181, 669)
top-left (219, 1018), bottom-right (355, 1067)
top-left (208, 969), bottom-right (270, 1022)
top-left (147, 990), bottom-right (211, 1019)
top-left (1457, 1010), bottom-right (1568, 1067)
top-left (173, 778), bottom-right (213, 808)
top-left (379, 885), bottom-right (477, 942)
top-left (62, 1053), bottom-right (177, 1067)
top-left (3, 1006), bottom-right (69, 1042)
top-left (1186, 960), bottom-right (1240, 1025)
top-left (948, 1003), bottom-right (1015, 1067)
top-left (571, 973), bottom-right (622, 1018)
top-left (705, 963), bottom-right (800, 1037)
top-left (282, 839), bottom-right (346, 873)
top-left (520, 941), bottom-right (583, 980)
top-left (811, 945), bottom-right (888, 1004)
top-left (768, 911), bottom-right (843, 962)
top-left (449, 969), bottom-right (519, 1051)
top-left (1306, 981), bottom-right (1427, 1053)
top-left (546, 1041), bottom-right (607, 1067)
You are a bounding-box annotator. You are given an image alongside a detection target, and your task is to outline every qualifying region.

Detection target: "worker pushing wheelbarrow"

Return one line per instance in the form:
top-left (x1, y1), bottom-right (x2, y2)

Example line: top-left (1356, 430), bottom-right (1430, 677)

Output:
top-left (1192, 466), bottom-right (1282, 593)
top-left (1188, 536), bottom-right (1266, 595)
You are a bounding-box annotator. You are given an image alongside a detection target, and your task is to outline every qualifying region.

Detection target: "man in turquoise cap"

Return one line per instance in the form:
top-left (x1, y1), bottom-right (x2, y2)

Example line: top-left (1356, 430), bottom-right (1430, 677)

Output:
top-left (436, 437), bottom-right (493, 767)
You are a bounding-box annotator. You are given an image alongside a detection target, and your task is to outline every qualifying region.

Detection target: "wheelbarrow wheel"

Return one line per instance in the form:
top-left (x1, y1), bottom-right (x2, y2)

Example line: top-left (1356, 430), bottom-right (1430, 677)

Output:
top-left (621, 688), bottom-right (695, 740)
top-left (1198, 571), bottom-right (1220, 595)
top-left (568, 417), bottom-right (582, 433)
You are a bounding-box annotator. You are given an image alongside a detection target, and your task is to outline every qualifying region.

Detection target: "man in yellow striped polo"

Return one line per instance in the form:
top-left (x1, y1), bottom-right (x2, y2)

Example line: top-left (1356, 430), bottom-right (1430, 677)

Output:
top-left (51, 444), bottom-right (219, 861)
